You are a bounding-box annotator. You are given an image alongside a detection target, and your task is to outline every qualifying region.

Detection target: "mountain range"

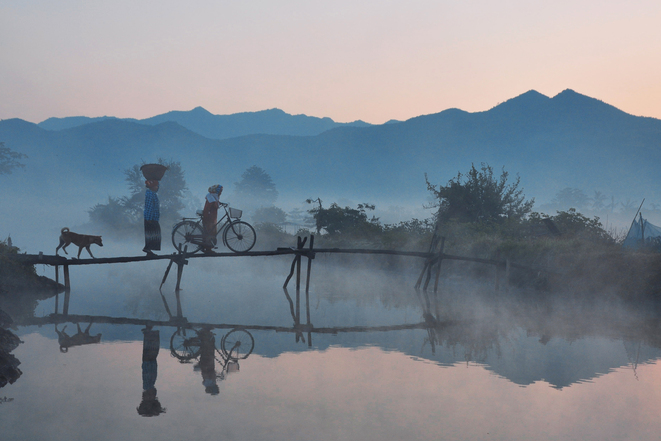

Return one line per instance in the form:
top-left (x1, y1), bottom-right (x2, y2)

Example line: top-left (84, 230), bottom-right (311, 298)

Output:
top-left (37, 107), bottom-right (372, 139)
top-left (2, 89), bottom-right (661, 240)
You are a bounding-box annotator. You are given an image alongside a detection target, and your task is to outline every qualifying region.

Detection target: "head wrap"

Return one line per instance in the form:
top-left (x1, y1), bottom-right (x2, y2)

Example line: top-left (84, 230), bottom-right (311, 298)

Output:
top-left (208, 184), bottom-right (223, 194)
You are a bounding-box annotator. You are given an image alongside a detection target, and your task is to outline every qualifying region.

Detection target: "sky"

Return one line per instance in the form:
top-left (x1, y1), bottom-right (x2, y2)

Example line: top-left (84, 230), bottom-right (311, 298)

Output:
top-left (2, 0), bottom-right (661, 124)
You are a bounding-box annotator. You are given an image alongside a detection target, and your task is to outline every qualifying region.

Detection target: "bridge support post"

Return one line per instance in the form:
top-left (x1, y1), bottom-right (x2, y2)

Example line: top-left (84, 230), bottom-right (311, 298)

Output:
top-left (174, 246), bottom-right (189, 318)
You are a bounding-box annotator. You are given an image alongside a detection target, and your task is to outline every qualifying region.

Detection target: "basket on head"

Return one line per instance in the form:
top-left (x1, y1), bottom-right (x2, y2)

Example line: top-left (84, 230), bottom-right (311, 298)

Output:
top-left (140, 164), bottom-right (168, 181)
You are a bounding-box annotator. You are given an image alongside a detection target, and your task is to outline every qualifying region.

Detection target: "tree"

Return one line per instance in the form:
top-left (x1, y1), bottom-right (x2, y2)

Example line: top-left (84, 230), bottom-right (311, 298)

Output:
top-left (252, 206), bottom-right (287, 225)
top-left (120, 160), bottom-right (188, 225)
top-left (550, 187), bottom-right (590, 211)
top-left (528, 209), bottom-right (611, 242)
top-left (234, 166), bottom-right (278, 207)
top-left (306, 199), bottom-right (381, 236)
top-left (0, 142), bottom-right (27, 175)
top-left (591, 190), bottom-right (608, 211)
top-left (425, 163), bottom-right (534, 224)
top-left (88, 159), bottom-right (188, 232)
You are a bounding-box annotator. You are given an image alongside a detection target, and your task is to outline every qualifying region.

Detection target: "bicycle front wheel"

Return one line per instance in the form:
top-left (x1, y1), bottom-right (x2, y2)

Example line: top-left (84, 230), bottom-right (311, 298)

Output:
top-left (223, 221), bottom-right (256, 253)
top-left (170, 328), bottom-right (201, 361)
top-left (220, 329), bottom-right (254, 360)
top-left (172, 221), bottom-right (203, 253)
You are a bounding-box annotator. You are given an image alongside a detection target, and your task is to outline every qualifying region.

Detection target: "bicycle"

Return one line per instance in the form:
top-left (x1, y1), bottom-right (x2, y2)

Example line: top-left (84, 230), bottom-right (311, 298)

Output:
top-left (171, 202), bottom-right (256, 253)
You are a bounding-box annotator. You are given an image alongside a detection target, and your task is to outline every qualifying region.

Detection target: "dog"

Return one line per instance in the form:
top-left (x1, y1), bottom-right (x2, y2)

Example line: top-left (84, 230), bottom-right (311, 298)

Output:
top-left (56, 227), bottom-right (103, 259)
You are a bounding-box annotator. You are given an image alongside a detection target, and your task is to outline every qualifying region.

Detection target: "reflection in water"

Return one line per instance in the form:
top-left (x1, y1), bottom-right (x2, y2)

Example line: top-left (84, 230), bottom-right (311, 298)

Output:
top-left (138, 326), bottom-right (165, 416)
top-left (196, 327), bottom-right (219, 395)
top-left (55, 322), bottom-right (102, 352)
top-left (0, 310), bottom-right (22, 388)
top-left (170, 326), bottom-right (254, 395)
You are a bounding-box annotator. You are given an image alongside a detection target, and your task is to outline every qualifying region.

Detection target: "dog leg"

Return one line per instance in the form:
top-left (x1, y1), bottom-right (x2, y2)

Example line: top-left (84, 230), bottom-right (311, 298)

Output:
top-left (76, 246), bottom-right (82, 259)
top-left (86, 246), bottom-right (95, 259)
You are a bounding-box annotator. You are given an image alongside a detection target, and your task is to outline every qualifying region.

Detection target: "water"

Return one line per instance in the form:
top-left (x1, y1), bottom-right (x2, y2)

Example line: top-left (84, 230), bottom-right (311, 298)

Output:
top-left (3, 252), bottom-right (661, 440)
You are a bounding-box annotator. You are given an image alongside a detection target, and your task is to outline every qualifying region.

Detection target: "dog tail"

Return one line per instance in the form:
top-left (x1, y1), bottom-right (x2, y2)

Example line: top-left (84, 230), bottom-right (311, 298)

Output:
top-left (61, 227), bottom-right (69, 234)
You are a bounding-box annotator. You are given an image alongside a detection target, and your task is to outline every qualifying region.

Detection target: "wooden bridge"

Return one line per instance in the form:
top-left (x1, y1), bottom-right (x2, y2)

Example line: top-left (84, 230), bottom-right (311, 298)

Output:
top-left (10, 234), bottom-right (559, 317)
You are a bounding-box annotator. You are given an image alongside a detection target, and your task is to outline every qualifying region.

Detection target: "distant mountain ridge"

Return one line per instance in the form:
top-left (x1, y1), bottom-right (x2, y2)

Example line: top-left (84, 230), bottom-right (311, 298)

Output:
top-left (3, 89), bottom-right (661, 231)
top-left (38, 107), bottom-right (372, 139)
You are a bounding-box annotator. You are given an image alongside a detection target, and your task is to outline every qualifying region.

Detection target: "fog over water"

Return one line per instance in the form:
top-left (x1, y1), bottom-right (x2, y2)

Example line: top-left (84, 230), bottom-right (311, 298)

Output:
top-left (4, 230), bottom-right (661, 440)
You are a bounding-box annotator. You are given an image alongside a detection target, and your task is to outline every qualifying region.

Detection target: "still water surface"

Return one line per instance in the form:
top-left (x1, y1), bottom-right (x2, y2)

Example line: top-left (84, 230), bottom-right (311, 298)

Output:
top-left (3, 253), bottom-right (661, 440)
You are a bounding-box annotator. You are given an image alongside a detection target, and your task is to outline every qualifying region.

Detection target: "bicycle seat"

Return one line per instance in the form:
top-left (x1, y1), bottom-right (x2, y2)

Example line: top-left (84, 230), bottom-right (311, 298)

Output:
top-left (196, 209), bottom-right (204, 217)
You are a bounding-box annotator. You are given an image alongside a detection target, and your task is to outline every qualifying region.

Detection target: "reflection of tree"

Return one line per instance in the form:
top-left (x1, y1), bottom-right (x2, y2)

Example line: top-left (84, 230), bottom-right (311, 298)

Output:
top-left (0, 310), bottom-right (22, 388)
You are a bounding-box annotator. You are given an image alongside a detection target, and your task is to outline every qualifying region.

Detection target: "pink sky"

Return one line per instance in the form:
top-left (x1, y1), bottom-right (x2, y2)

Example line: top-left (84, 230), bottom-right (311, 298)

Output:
top-left (2, 0), bottom-right (660, 124)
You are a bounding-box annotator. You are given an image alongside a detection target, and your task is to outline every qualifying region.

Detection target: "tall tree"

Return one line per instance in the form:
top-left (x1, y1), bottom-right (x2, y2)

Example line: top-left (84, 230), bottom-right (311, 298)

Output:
top-left (426, 163), bottom-right (534, 224)
top-left (234, 166), bottom-right (278, 207)
top-left (306, 199), bottom-right (381, 236)
top-left (551, 187), bottom-right (591, 211)
top-left (121, 160), bottom-right (188, 225)
top-left (88, 159), bottom-right (188, 232)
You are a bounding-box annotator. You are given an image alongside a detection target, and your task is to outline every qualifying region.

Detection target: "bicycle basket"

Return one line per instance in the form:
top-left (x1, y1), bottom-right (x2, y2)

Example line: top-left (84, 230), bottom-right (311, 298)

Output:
top-left (229, 207), bottom-right (242, 219)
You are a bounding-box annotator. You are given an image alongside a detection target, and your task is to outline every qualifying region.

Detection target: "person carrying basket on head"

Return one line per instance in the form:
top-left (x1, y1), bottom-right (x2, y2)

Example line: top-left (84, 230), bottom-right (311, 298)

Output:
top-left (143, 180), bottom-right (161, 256)
top-left (202, 184), bottom-right (223, 253)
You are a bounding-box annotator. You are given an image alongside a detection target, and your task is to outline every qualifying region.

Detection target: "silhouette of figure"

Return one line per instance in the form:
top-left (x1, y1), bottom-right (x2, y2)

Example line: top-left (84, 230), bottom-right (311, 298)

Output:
top-left (137, 326), bottom-right (166, 417)
top-left (202, 184), bottom-right (223, 253)
top-left (55, 322), bottom-right (102, 352)
top-left (143, 180), bottom-right (161, 256)
top-left (194, 327), bottom-right (219, 395)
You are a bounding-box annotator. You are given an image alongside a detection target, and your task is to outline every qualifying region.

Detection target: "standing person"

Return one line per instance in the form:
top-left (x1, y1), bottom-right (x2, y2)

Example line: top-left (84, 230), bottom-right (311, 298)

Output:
top-left (143, 180), bottom-right (161, 255)
top-left (202, 184), bottom-right (223, 253)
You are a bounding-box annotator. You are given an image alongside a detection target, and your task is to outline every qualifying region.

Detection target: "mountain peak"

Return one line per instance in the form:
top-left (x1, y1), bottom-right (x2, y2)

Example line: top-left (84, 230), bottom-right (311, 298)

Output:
top-left (550, 89), bottom-right (627, 117)
top-left (488, 90), bottom-right (550, 114)
top-left (189, 106), bottom-right (212, 115)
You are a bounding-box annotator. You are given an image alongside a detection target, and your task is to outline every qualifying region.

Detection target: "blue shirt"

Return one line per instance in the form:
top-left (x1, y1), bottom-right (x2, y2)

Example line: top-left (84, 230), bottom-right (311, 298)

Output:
top-left (144, 189), bottom-right (160, 221)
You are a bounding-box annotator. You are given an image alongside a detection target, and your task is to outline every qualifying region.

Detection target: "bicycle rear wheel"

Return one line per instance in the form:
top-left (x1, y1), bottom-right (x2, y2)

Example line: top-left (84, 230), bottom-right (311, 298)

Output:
top-left (223, 221), bottom-right (256, 253)
top-left (220, 329), bottom-right (254, 360)
top-left (172, 221), bottom-right (203, 253)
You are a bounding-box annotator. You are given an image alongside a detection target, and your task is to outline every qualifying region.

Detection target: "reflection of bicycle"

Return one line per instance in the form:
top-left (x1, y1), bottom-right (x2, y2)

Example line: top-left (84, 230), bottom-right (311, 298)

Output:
top-left (171, 203), bottom-right (256, 253)
top-left (170, 327), bottom-right (255, 362)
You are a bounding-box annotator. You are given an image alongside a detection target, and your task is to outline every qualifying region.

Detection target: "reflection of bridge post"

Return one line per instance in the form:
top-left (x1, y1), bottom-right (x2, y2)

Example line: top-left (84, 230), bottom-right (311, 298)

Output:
top-left (174, 262), bottom-right (184, 318)
top-left (63, 265), bottom-right (71, 316)
top-left (305, 236), bottom-right (313, 347)
top-left (432, 237), bottom-right (445, 318)
top-left (54, 265), bottom-right (59, 314)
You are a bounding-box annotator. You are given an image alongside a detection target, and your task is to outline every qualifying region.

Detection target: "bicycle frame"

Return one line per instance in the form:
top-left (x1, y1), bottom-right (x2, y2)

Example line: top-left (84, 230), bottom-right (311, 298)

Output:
top-left (172, 202), bottom-right (256, 253)
top-left (182, 204), bottom-right (242, 245)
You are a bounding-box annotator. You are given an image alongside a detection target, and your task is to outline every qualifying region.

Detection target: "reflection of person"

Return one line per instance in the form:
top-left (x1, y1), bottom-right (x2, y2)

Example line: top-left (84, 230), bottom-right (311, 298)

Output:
top-left (196, 327), bottom-right (219, 395)
top-left (143, 180), bottom-right (161, 256)
top-left (202, 184), bottom-right (223, 254)
top-left (137, 326), bottom-right (166, 417)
